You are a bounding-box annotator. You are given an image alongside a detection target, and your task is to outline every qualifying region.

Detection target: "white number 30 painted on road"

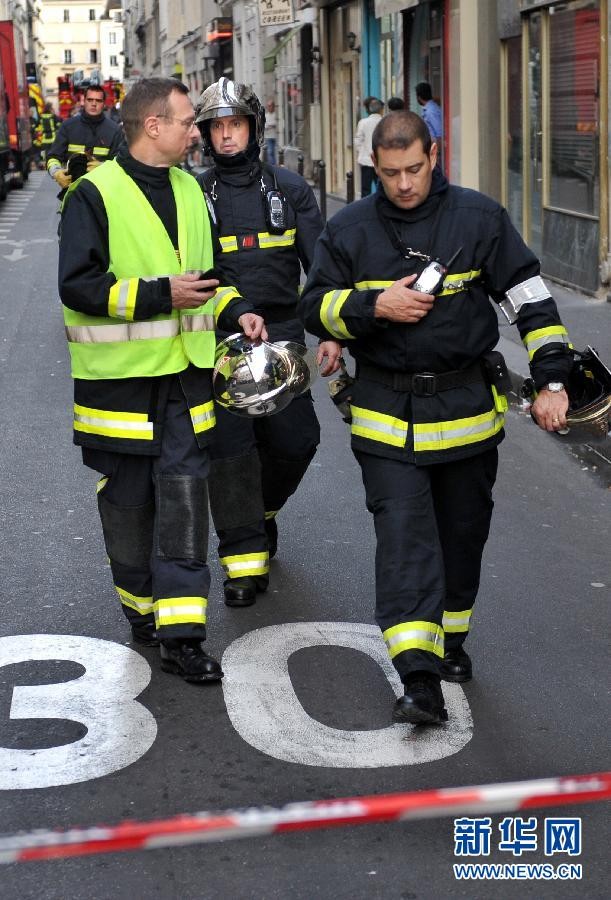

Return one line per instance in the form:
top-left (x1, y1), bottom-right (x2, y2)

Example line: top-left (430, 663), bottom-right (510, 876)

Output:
top-left (0, 626), bottom-right (472, 789)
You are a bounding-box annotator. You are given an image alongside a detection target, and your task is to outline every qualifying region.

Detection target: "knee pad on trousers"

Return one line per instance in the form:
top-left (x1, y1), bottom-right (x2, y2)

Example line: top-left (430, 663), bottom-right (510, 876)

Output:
top-left (156, 475), bottom-right (209, 560)
top-left (259, 449), bottom-right (316, 508)
top-left (208, 451), bottom-right (264, 531)
top-left (98, 493), bottom-right (154, 568)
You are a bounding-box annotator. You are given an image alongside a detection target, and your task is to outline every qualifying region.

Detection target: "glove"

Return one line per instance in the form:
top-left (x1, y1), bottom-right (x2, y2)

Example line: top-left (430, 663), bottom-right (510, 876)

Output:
top-left (53, 169), bottom-right (72, 190)
top-left (86, 158), bottom-right (102, 172)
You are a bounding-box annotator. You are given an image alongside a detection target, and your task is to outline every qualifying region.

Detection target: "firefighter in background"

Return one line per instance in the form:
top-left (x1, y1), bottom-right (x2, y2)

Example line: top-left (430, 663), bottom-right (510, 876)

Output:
top-left (58, 77), bottom-right (264, 682)
top-left (47, 83), bottom-right (124, 195)
top-left (38, 102), bottom-right (59, 166)
top-left (195, 78), bottom-right (342, 608)
top-left (300, 111), bottom-right (572, 725)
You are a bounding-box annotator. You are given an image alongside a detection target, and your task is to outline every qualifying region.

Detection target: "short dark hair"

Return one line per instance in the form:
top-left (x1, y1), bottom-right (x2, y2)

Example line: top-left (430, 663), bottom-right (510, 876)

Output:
top-left (415, 82), bottom-right (433, 102)
top-left (368, 98), bottom-right (384, 114)
top-left (372, 111), bottom-right (432, 158)
top-left (121, 77), bottom-right (189, 144)
top-left (387, 96), bottom-right (404, 111)
top-left (84, 85), bottom-right (105, 100)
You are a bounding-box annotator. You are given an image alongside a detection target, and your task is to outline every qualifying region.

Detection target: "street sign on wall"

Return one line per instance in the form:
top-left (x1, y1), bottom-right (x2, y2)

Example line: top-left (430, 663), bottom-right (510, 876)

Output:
top-left (259, 0), bottom-right (295, 28)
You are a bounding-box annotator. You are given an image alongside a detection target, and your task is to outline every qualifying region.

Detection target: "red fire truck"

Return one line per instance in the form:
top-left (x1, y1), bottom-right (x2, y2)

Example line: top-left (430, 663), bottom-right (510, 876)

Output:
top-left (0, 20), bottom-right (32, 189)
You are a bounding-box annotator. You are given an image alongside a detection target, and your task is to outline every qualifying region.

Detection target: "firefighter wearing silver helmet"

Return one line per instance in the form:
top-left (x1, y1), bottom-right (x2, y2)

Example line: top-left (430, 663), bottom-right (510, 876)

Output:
top-left (195, 78), bottom-right (342, 608)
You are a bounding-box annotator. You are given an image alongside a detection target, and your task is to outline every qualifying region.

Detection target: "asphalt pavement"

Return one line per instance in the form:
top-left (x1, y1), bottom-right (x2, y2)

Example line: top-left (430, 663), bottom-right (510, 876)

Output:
top-left (0, 172), bottom-right (608, 899)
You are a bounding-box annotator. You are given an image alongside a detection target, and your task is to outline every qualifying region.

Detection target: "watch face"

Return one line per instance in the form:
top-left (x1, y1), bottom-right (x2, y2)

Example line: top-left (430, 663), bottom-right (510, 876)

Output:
top-left (546, 382), bottom-right (564, 392)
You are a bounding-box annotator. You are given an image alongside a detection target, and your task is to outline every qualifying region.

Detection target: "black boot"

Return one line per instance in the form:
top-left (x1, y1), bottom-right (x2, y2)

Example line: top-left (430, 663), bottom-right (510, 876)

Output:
top-left (159, 639), bottom-right (223, 682)
top-left (392, 672), bottom-right (448, 725)
top-left (440, 647), bottom-right (472, 683)
top-left (265, 518), bottom-right (278, 559)
top-left (223, 575), bottom-right (268, 608)
top-left (131, 620), bottom-right (159, 647)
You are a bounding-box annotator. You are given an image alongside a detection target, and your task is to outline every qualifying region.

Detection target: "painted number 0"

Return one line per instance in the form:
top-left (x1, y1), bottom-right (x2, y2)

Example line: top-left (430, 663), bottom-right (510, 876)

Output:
top-left (0, 626), bottom-right (473, 788)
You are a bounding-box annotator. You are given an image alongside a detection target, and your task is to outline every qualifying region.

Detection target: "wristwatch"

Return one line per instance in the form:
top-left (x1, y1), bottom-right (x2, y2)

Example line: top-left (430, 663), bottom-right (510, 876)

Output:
top-left (544, 382), bottom-right (565, 392)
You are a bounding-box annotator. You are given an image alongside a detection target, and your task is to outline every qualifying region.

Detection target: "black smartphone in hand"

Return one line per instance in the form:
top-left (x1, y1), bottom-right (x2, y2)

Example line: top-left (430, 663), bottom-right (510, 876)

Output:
top-left (200, 268), bottom-right (221, 282)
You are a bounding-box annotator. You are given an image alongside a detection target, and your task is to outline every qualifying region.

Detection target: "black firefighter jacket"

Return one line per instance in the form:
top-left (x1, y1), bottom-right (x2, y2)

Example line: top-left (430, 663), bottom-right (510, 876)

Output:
top-left (46, 110), bottom-right (124, 173)
top-left (299, 175), bottom-right (572, 465)
top-left (198, 159), bottom-right (323, 341)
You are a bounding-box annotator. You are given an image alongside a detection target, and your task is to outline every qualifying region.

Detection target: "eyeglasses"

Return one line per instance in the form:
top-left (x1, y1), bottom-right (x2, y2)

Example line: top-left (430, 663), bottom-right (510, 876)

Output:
top-left (155, 114), bottom-right (197, 130)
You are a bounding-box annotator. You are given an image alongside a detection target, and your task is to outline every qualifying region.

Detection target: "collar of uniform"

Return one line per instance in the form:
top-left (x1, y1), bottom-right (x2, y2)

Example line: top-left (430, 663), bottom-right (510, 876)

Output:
top-left (117, 148), bottom-right (171, 188)
top-left (80, 110), bottom-right (106, 126)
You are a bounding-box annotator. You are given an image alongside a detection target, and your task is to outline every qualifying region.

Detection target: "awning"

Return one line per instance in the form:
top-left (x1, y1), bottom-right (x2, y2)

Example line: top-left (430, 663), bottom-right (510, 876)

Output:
top-left (263, 24), bottom-right (303, 74)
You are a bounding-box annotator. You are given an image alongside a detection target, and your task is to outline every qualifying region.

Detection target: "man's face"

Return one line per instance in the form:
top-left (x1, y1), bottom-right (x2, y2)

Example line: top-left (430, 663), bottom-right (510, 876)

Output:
top-left (372, 140), bottom-right (438, 210)
top-left (84, 91), bottom-right (105, 115)
top-left (154, 91), bottom-right (199, 165)
top-left (209, 115), bottom-right (250, 156)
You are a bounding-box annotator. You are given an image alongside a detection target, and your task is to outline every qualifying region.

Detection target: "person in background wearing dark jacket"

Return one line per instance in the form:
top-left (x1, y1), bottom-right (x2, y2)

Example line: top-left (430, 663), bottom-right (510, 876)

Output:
top-left (47, 84), bottom-right (124, 195)
top-left (195, 78), bottom-right (342, 609)
top-left (59, 77), bottom-right (264, 683)
top-left (300, 111), bottom-right (571, 726)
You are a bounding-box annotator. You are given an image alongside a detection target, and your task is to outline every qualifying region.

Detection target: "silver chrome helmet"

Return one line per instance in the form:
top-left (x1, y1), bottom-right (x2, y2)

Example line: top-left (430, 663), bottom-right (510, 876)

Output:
top-left (195, 77), bottom-right (265, 154)
top-left (213, 335), bottom-right (317, 417)
top-left (558, 346), bottom-right (611, 444)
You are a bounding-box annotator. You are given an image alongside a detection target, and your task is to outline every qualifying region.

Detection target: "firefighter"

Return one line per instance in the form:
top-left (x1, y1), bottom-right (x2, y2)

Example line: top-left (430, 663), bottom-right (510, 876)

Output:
top-left (194, 78), bottom-right (341, 608)
top-left (39, 102), bottom-right (59, 165)
top-left (47, 84), bottom-right (124, 196)
top-left (58, 77), bottom-right (264, 682)
top-left (300, 111), bottom-right (572, 725)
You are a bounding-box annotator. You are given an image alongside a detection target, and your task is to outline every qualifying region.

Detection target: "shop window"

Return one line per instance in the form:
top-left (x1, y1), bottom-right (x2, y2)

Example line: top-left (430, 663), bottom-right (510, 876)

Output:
top-left (549, 0), bottom-right (599, 216)
top-left (505, 36), bottom-right (523, 231)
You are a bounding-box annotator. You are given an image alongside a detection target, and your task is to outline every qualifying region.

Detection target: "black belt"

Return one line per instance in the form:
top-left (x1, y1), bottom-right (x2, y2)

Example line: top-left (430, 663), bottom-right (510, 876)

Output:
top-left (255, 304), bottom-right (298, 324)
top-left (357, 361), bottom-right (485, 396)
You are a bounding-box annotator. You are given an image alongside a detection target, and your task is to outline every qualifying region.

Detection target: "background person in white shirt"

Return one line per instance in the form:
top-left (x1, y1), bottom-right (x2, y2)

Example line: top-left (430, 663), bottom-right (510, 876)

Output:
top-left (354, 97), bottom-right (383, 197)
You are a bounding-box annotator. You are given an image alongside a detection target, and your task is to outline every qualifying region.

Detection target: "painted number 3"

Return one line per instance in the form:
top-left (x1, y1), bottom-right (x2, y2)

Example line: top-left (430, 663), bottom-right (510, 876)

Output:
top-left (0, 627), bottom-right (473, 789)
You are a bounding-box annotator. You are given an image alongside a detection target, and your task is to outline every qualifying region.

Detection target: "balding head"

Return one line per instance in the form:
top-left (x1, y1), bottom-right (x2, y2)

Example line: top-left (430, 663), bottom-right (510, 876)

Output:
top-left (372, 111), bottom-right (431, 161)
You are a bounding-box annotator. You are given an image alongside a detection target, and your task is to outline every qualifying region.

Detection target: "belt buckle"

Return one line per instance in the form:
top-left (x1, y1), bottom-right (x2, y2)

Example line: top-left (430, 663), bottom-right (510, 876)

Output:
top-left (412, 372), bottom-right (437, 396)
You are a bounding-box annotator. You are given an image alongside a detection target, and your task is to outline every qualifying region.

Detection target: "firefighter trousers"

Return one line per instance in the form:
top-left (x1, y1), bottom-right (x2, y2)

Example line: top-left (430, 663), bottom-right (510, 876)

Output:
top-left (83, 377), bottom-right (211, 641)
top-left (354, 447), bottom-right (498, 681)
top-left (208, 392), bottom-right (320, 582)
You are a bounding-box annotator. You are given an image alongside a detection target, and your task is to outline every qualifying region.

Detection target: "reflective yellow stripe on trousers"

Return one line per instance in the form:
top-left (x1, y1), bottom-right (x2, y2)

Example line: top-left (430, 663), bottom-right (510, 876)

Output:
top-left (220, 552), bottom-right (269, 579)
top-left (383, 621), bottom-right (444, 658)
top-left (115, 586), bottom-right (154, 616)
top-left (154, 596), bottom-right (207, 627)
top-left (443, 608), bottom-right (473, 633)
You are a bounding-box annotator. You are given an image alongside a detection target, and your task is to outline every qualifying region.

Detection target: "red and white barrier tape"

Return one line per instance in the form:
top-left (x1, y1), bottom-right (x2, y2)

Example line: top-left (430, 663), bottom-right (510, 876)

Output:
top-left (1, 772), bottom-right (609, 864)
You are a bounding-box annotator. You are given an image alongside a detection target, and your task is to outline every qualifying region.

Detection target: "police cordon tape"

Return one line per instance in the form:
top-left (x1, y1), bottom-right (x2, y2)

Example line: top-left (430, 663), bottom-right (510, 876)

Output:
top-left (1, 772), bottom-right (609, 864)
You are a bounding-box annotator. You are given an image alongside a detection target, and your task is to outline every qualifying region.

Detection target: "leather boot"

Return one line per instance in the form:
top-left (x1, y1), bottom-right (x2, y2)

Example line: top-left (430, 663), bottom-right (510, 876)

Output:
top-left (392, 671), bottom-right (448, 725)
top-left (440, 647), bottom-right (472, 683)
top-left (223, 575), bottom-right (269, 608)
top-left (159, 639), bottom-right (223, 682)
top-left (131, 620), bottom-right (159, 647)
top-left (265, 518), bottom-right (278, 559)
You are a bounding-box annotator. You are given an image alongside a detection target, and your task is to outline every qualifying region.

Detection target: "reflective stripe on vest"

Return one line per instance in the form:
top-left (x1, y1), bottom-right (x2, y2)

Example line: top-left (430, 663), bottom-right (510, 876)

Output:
top-left (442, 608), bottom-right (473, 634)
top-left (413, 407), bottom-right (504, 452)
top-left (320, 289), bottom-right (354, 339)
top-left (63, 160), bottom-right (214, 379)
top-left (350, 405), bottom-right (408, 448)
top-left (522, 325), bottom-right (570, 361)
top-left (73, 403), bottom-right (154, 441)
top-left (383, 621), bottom-right (444, 659)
